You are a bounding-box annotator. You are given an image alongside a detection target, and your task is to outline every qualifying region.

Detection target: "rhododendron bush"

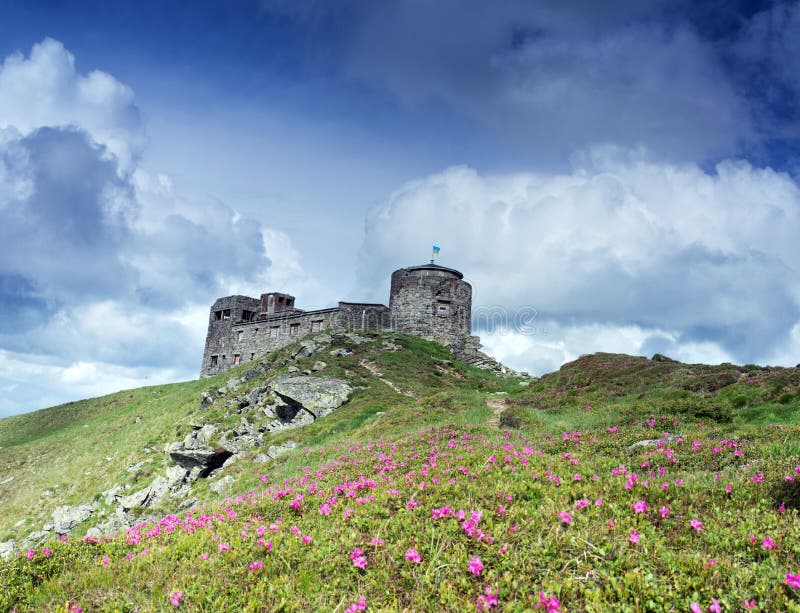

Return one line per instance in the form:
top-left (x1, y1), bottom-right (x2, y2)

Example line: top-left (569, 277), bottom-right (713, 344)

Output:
top-left (3, 418), bottom-right (800, 611)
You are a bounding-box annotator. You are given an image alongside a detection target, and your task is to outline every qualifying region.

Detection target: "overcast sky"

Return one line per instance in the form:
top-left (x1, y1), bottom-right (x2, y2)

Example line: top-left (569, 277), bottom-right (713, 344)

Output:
top-left (1, 1), bottom-right (800, 416)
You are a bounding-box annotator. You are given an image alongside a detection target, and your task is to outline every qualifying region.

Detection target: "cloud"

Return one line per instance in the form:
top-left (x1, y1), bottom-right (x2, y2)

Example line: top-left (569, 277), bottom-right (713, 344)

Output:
top-left (0, 39), bottom-right (318, 414)
top-left (358, 150), bottom-right (800, 371)
top-left (344, 1), bottom-right (750, 162)
top-left (0, 38), bottom-right (145, 172)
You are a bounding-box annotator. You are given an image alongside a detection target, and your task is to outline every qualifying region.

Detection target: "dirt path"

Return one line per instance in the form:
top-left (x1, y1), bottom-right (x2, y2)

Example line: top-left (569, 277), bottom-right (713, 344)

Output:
top-left (486, 395), bottom-right (506, 428)
top-left (359, 360), bottom-right (417, 398)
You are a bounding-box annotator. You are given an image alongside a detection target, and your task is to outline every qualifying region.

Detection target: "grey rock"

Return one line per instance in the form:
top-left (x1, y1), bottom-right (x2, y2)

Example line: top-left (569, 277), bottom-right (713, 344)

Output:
top-left (200, 390), bottom-right (215, 408)
top-left (220, 432), bottom-right (262, 454)
top-left (118, 476), bottom-right (169, 510)
top-left (101, 485), bottom-right (123, 506)
top-left (292, 340), bottom-right (319, 360)
top-left (53, 503), bottom-right (96, 534)
top-left (628, 434), bottom-right (683, 451)
top-left (22, 531), bottom-right (50, 548)
top-left (270, 375), bottom-right (353, 419)
top-left (0, 539), bottom-right (16, 560)
top-left (176, 497), bottom-right (198, 512)
top-left (166, 465), bottom-right (189, 487)
top-left (210, 475), bottom-right (235, 494)
top-left (311, 361), bottom-right (327, 372)
top-left (287, 365), bottom-right (300, 373)
top-left (249, 386), bottom-right (267, 407)
top-left (197, 424), bottom-right (217, 444)
top-left (222, 454), bottom-right (238, 468)
top-left (226, 377), bottom-right (242, 391)
top-left (91, 508), bottom-right (136, 537)
top-left (170, 446), bottom-right (233, 476)
top-left (125, 460), bottom-right (145, 472)
top-left (329, 348), bottom-right (351, 357)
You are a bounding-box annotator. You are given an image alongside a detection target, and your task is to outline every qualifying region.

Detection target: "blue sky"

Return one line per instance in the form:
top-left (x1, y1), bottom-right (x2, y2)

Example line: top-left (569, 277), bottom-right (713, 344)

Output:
top-left (1, 0), bottom-right (800, 415)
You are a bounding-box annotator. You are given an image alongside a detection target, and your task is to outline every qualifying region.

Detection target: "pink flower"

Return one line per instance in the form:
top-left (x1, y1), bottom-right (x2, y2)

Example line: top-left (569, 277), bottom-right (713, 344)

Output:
top-left (689, 519), bottom-right (703, 533)
top-left (557, 511), bottom-right (573, 525)
top-left (169, 591), bottom-right (184, 607)
top-left (370, 537), bottom-right (385, 546)
top-left (405, 548), bottom-right (422, 563)
top-left (762, 536), bottom-right (776, 550)
top-left (742, 599), bottom-right (756, 610)
top-left (708, 598), bottom-right (721, 613)
top-left (249, 561), bottom-right (264, 571)
top-left (629, 530), bottom-right (640, 545)
top-left (102, 555), bottom-right (110, 566)
top-left (26, 549), bottom-right (35, 560)
top-left (660, 506), bottom-right (670, 518)
top-left (786, 572), bottom-right (800, 589)
top-left (345, 596), bottom-right (367, 613)
top-left (69, 606), bottom-right (82, 613)
top-left (536, 590), bottom-right (562, 612)
top-left (690, 603), bottom-right (702, 613)
top-left (319, 503), bottom-right (331, 516)
top-left (300, 535), bottom-right (313, 544)
top-left (632, 501), bottom-right (647, 514)
top-left (704, 558), bottom-right (717, 568)
top-left (42, 548), bottom-right (52, 557)
top-left (477, 586), bottom-right (499, 610)
top-left (467, 556), bottom-right (484, 576)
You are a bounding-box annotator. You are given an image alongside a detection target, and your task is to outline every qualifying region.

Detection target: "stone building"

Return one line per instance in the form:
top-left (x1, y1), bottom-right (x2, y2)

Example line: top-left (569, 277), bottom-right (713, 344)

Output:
top-left (200, 263), bottom-right (515, 377)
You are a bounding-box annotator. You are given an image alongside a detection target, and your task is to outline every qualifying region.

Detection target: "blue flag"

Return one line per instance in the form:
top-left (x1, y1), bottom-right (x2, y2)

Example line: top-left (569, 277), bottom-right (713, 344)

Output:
top-left (432, 245), bottom-right (441, 255)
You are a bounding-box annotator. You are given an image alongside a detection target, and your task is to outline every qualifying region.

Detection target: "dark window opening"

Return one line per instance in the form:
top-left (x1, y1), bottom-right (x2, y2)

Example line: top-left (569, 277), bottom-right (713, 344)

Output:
top-left (254, 328), bottom-right (259, 335)
top-left (222, 309), bottom-right (231, 320)
top-left (210, 355), bottom-right (218, 366)
top-left (311, 320), bottom-right (323, 332)
top-left (436, 301), bottom-right (451, 316)
top-left (242, 309), bottom-right (255, 322)
top-left (222, 354), bottom-right (226, 360)
top-left (250, 352), bottom-right (255, 360)
top-left (214, 310), bottom-right (223, 321)
top-left (234, 354), bottom-right (241, 365)
top-left (290, 323), bottom-right (300, 336)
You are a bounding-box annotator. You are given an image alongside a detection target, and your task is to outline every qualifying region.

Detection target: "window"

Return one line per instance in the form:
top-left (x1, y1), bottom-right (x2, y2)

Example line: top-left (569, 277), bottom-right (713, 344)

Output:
top-left (270, 326), bottom-right (280, 338)
top-left (254, 327), bottom-right (259, 335)
top-left (234, 354), bottom-right (241, 365)
top-left (311, 320), bottom-right (323, 332)
top-left (250, 352), bottom-right (255, 360)
top-left (222, 309), bottom-right (231, 320)
top-left (222, 354), bottom-right (226, 360)
top-left (436, 301), bottom-right (451, 316)
top-left (242, 309), bottom-right (255, 322)
top-left (237, 330), bottom-right (244, 342)
top-left (214, 310), bottom-right (223, 321)
top-left (290, 323), bottom-right (300, 336)
top-left (210, 355), bottom-right (218, 367)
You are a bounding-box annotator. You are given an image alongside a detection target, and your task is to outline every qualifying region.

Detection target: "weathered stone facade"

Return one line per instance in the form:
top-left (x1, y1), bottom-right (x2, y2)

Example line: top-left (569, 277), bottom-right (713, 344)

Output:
top-left (201, 263), bottom-right (521, 378)
top-left (389, 264), bottom-right (472, 350)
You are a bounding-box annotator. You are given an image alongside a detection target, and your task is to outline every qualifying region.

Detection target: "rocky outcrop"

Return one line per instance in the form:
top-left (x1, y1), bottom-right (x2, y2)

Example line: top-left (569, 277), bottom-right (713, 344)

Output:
top-left (271, 376), bottom-right (352, 419)
top-left (118, 477), bottom-right (170, 510)
top-left (628, 434), bottom-right (683, 451)
top-left (52, 503), bottom-right (97, 535)
top-left (0, 539), bottom-right (16, 560)
top-left (169, 446), bottom-right (233, 477)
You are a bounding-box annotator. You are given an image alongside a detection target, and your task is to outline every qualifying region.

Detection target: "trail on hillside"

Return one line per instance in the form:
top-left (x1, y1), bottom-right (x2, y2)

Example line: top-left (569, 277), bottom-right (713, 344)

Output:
top-left (486, 395), bottom-right (506, 428)
top-left (359, 360), bottom-right (417, 398)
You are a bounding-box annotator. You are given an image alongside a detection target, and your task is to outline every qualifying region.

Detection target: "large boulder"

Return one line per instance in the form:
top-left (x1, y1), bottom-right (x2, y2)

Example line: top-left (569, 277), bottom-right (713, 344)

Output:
top-left (169, 446), bottom-right (233, 477)
top-left (118, 476), bottom-right (169, 510)
top-left (270, 376), bottom-right (353, 419)
top-left (52, 503), bottom-right (96, 534)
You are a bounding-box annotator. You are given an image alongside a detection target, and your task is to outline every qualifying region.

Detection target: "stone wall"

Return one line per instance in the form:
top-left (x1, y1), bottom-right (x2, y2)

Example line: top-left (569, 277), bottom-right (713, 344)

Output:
top-left (200, 300), bottom-right (391, 378)
top-left (389, 266), bottom-right (472, 351)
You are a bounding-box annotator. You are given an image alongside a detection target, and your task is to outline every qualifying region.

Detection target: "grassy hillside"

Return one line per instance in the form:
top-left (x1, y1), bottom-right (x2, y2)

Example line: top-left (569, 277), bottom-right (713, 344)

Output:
top-left (1, 346), bottom-right (800, 611)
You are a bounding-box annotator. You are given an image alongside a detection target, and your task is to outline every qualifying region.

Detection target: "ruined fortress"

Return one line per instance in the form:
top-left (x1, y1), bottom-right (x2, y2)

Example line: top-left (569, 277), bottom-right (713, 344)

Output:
top-left (201, 262), bottom-right (509, 377)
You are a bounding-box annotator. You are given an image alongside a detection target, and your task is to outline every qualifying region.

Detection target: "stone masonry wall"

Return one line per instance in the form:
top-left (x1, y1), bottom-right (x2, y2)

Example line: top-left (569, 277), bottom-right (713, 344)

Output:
top-left (200, 301), bottom-right (391, 378)
top-left (389, 268), bottom-right (472, 351)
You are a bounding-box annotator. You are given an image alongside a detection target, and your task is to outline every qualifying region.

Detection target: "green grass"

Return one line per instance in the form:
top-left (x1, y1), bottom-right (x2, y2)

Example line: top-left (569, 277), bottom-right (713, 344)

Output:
top-left (2, 343), bottom-right (800, 611)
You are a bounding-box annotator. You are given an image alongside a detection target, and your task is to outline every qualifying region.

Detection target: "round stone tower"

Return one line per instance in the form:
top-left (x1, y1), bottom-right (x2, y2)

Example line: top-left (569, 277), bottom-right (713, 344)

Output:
top-left (389, 263), bottom-right (472, 350)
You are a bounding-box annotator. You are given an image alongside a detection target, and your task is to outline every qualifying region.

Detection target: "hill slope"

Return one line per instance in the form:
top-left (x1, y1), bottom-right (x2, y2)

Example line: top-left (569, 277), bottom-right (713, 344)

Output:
top-left (2, 345), bottom-right (800, 611)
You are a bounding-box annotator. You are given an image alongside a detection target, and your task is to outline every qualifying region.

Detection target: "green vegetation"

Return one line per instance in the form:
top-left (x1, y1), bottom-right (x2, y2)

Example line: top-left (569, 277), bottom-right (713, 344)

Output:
top-left (1, 344), bottom-right (800, 611)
